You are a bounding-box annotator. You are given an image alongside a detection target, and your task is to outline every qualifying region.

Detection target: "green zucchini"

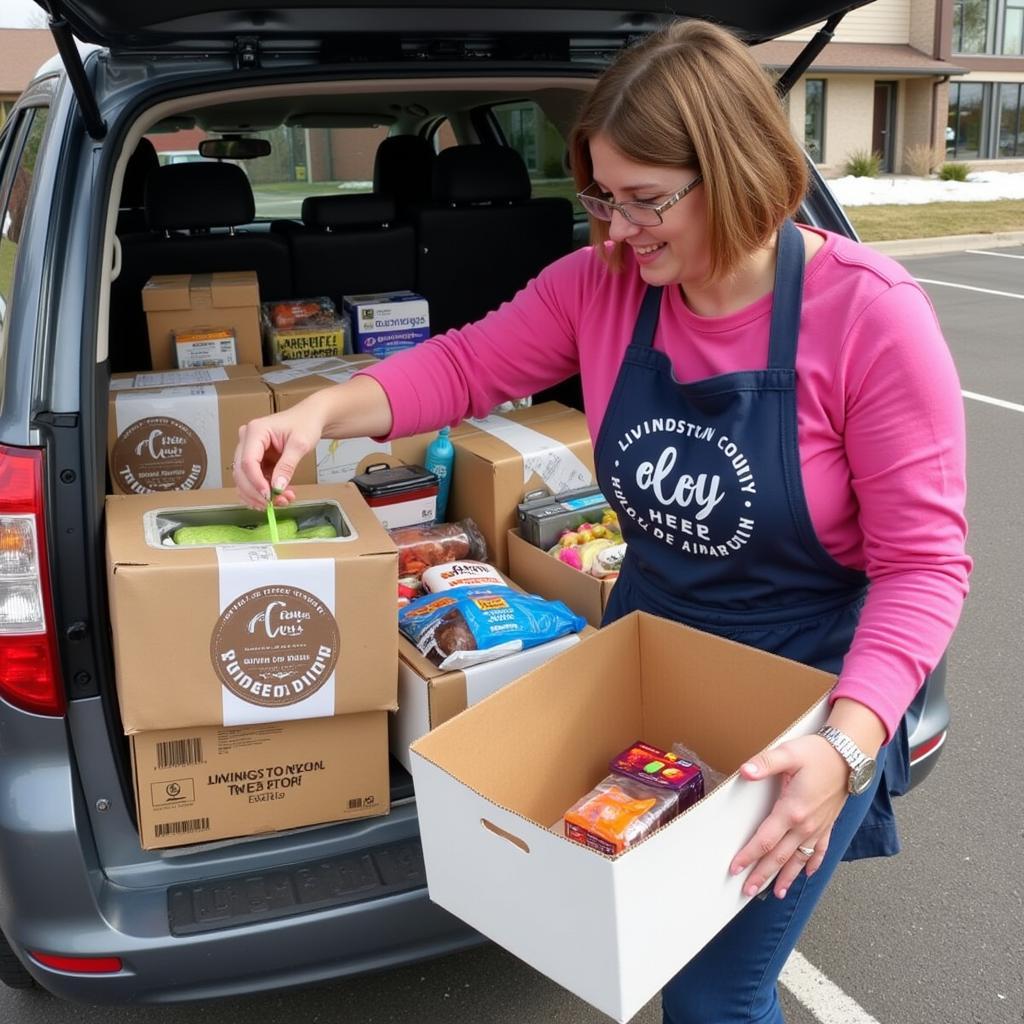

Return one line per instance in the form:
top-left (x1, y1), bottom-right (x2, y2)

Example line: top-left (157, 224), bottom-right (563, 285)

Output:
top-left (172, 519), bottom-right (300, 545)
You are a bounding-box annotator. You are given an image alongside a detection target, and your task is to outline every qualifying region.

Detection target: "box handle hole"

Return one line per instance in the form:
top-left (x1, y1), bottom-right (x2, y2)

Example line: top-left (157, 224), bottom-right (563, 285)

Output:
top-left (480, 818), bottom-right (530, 854)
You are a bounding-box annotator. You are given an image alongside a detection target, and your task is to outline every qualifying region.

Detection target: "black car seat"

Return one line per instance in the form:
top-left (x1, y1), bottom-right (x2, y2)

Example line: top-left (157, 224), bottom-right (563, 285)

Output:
top-left (412, 144), bottom-right (574, 333)
top-left (110, 161), bottom-right (292, 372)
top-left (115, 138), bottom-right (159, 234)
top-left (285, 194), bottom-right (416, 312)
top-left (373, 135), bottom-right (436, 217)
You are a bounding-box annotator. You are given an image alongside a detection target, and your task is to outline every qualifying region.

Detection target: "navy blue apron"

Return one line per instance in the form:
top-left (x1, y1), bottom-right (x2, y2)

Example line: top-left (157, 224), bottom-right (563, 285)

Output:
top-left (595, 219), bottom-right (907, 860)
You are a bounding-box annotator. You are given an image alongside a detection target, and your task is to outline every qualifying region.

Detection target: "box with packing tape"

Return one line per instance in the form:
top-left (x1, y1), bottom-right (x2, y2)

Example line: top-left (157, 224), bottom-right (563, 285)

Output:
top-left (132, 712), bottom-right (389, 851)
top-left (143, 271), bottom-right (263, 370)
top-left (107, 365), bottom-right (272, 496)
top-left (105, 484), bottom-right (398, 735)
top-left (448, 402), bottom-right (596, 572)
top-left (409, 611), bottom-right (835, 1023)
top-left (260, 356), bottom-right (434, 484)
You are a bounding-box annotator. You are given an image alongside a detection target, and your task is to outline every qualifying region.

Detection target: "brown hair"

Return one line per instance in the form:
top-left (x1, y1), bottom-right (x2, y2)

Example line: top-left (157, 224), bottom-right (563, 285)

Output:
top-left (569, 20), bottom-right (807, 281)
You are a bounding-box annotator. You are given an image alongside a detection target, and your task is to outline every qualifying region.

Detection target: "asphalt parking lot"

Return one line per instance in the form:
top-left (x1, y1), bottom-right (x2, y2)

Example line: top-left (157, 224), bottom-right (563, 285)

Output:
top-left (2, 245), bottom-right (1021, 1024)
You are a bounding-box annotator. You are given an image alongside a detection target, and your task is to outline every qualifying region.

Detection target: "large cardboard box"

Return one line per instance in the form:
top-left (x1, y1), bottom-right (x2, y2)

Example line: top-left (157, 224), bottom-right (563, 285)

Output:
top-left (108, 365), bottom-right (272, 495)
top-left (410, 612), bottom-right (835, 1022)
top-left (261, 357), bottom-right (434, 485)
top-left (106, 484), bottom-right (399, 734)
top-left (143, 272), bottom-right (263, 370)
top-left (506, 528), bottom-right (616, 628)
top-left (448, 403), bottom-right (596, 572)
top-left (391, 632), bottom-right (584, 773)
top-left (132, 712), bottom-right (389, 851)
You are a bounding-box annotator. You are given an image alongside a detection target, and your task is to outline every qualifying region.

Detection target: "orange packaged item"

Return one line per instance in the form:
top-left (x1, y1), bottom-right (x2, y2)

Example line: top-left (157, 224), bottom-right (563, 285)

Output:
top-left (564, 774), bottom-right (681, 856)
top-left (388, 519), bottom-right (488, 580)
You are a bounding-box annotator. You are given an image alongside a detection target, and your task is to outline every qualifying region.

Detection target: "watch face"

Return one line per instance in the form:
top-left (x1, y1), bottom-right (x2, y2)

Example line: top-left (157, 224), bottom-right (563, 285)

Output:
top-left (850, 757), bottom-right (877, 796)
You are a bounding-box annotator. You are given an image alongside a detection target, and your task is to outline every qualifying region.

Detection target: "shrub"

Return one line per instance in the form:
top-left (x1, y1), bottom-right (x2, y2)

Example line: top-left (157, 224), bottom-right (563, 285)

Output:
top-left (903, 143), bottom-right (942, 177)
top-left (844, 149), bottom-right (882, 178)
top-left (938, 162), bottom-right (970, 182)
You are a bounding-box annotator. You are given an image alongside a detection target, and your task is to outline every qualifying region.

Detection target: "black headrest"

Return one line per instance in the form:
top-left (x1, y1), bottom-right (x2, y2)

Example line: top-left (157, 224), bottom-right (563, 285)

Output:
top-left (373, 135), bottom-right (435, 205)
top-left (145, 162), bottom-right (255, 231)
top-left (120, 138), bottom-right (159, 209)
top-left (301, 194), bottom-right (397, 229)
top-left (433, 145), bottom-right (530, 205)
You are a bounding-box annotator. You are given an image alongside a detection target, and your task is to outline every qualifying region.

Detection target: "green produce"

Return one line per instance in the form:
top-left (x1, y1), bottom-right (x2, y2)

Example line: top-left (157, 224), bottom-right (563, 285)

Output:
top-left (173, 519), bottom-right (300, 545)
top-left (295, 524), bottom-right (338, 540)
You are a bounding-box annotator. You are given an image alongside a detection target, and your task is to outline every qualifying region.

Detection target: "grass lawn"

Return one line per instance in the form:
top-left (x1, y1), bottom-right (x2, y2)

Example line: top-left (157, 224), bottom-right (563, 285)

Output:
top-left (847, 199), bottom-right (1024, 242)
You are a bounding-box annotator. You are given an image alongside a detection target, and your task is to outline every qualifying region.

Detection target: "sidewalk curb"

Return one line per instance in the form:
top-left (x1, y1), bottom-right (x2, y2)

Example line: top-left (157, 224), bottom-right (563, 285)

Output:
top-left (866, 229), bottom-right (1024, 258)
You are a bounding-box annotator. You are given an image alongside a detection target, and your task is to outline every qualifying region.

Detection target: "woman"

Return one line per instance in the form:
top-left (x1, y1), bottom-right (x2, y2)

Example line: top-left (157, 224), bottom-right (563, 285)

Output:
top-left (234, 21), bottom-right (970, 1023)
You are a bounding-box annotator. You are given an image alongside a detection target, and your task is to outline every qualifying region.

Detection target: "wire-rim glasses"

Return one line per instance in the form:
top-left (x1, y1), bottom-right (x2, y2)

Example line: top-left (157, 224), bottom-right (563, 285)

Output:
top-left (576, 173), bottom-right (703, 226)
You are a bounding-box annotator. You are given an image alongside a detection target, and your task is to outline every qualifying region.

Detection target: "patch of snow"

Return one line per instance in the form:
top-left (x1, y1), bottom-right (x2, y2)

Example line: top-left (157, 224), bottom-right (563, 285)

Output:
top-left (823, 171), bottom-right (1024, 206)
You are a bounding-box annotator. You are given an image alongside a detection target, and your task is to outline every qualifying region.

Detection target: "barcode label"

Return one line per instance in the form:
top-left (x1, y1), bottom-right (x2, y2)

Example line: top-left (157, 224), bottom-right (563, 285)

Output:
top-left (154, 817), bottom-right (210, 838)
top-left (156, 737), bottom-right (204, 769)
top-left (347, 797), bottom-right (364, 809)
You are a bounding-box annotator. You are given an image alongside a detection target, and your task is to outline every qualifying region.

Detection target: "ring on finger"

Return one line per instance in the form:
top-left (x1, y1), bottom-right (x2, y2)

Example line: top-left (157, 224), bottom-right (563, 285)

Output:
top-left (796, 844), bottom-right (816, 859)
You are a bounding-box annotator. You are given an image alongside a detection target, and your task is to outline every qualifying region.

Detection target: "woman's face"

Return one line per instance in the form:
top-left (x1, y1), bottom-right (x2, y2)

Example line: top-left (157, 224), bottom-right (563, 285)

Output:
top-left (588, 133), bottom-right (708, 287)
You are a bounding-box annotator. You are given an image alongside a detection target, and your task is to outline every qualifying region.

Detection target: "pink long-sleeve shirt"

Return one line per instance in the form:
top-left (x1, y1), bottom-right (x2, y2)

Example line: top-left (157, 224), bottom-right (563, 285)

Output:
top-left (360, 228), bottom-right (971, 742)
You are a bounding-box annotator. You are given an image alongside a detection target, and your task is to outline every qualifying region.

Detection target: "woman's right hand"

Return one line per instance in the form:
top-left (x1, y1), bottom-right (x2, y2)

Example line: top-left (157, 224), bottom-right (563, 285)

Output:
top-left (233, 403), bottom-right (328, 509)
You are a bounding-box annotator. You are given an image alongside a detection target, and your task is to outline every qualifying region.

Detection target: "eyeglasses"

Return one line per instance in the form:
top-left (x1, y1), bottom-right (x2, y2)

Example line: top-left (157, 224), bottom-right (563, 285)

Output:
top-left (576, 174), bottom-right (703, 226)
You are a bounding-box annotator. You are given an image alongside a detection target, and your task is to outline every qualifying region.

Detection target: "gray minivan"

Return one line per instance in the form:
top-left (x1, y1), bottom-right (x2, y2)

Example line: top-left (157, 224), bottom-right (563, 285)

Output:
top-left (0, 0), bottom-right (949, 1003)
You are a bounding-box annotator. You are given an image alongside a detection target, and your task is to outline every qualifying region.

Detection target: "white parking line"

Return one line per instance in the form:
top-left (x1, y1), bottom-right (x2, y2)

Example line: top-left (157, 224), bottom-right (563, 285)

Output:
top-left (962, 390), bottom-right (1024, 413)
top-left (964, 249), bottom-right (1024, 260)
top-left (780, 951), bottom-right (882, 1024)
top-left (915, 278), bottom-right (1024, 300)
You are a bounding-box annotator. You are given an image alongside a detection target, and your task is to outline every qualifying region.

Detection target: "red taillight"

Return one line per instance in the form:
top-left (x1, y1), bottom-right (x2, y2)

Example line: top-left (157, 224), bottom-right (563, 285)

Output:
top-left (29, 951), bottom-right (123, 974)
top-left (910, 730), bottom-right (946, 765)
top-left (0, 444), bottom-right (64, 716)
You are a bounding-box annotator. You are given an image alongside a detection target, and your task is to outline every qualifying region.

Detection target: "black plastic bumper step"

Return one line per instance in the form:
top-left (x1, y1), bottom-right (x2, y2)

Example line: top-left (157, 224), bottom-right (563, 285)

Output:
top-left (168, 838), bottom-right (426, 936)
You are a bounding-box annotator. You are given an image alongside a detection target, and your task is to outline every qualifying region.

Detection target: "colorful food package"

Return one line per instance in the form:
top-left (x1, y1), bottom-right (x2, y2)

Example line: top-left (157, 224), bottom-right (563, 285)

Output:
top-left (262, 297), bottom-right (349, 363)
top-left (389, 519), bottom-right (488, 579)
top-left (398, 585), bottom-right (586, 670)
top-left (564, 741), bottom-right (705, 856)
top-left (547, 511), bottom-right (625, 579)
top-left (421, 560), bottom-right (504, 593)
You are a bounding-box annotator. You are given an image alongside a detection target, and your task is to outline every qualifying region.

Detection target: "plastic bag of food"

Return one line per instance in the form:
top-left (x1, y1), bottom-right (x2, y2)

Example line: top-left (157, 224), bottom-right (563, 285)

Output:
top-left (398, 585), bottom-right (585, 670)
top-left (388, 519), bottom-right (487, 579)
top-left (564, 774), bottom-right (681, 856)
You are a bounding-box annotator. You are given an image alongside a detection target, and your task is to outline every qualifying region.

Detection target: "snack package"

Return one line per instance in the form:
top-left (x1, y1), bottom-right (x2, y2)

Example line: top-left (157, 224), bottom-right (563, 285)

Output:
top-left (398, 585), bottom-right (586, 670)
top-left (262, 297), bottom-right (348, 363)
top-left (671, 741), bottom-right (728, 794)
top-left (611, 741), bottom-right (704, 808)
top-left (421, 560), bottom-right (504, 593)
top-left (564, 774), bottom-right (680, 856)
top-left (389, 519), bottom-right (487, 579)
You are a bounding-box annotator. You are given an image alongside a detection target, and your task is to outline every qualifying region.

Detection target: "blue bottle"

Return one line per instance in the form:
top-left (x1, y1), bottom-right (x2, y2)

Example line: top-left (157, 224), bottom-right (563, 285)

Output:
top-left (424, 426), bottom-right (454, 521)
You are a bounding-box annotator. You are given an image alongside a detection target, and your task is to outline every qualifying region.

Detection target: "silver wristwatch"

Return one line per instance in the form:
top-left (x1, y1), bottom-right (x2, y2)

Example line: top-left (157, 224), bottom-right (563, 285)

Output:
top-left (815, 726), bottom-right (877, 796)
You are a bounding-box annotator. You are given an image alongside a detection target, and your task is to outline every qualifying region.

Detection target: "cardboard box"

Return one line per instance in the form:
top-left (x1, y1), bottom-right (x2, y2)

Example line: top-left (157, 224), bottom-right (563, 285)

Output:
top-left (344, 290), bottom-right (430, 358)
top-left (448, 403), bottom-right (596, 572)
top-left (261, 356), bottom-right (434, 485)
top-left (108, 365), bottom-right (272, 495)
top-left (143, 271), bottom-right (263, 370)
top-left (507, 528), bottom-right (616, 628)
top-left (132, 712), bottom-right (389, 851)
top-left (106, 484), bottom-right (399, 734)
top-left (409, 612), bottom-right (835, 1023)
top-left (391, 632), bottom-right (583, 773)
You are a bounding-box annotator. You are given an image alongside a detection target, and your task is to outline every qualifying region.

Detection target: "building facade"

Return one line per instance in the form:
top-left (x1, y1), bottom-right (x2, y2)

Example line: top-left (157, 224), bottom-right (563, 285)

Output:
top-left (753, 0), bottom-right (1024, 175)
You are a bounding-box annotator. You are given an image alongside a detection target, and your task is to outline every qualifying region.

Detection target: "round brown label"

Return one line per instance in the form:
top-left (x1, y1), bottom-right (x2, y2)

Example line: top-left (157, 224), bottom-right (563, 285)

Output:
top-left (112, 416), bottom-right (208, 493)
top-left (210, 585), bottom-right (340, 708)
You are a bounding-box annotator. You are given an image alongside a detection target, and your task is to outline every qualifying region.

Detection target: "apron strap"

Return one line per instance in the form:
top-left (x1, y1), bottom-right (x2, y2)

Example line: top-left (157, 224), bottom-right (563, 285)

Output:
top-left (630, 284), bottom-right (664, 350)
top-left (766, 219), bottom-right (805, 370)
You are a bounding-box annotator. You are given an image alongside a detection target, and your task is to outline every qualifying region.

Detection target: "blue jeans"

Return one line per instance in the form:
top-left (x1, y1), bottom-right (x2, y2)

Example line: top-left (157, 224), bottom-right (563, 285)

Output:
top-left (662, 763), bottom-right (884, 1024)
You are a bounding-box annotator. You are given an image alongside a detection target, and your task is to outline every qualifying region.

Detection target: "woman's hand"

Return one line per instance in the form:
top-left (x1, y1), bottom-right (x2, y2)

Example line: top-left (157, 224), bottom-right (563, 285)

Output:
top-left (728, 734), bottom-right (851, 900)
top-left (233, 403), bottom-right (328, 509)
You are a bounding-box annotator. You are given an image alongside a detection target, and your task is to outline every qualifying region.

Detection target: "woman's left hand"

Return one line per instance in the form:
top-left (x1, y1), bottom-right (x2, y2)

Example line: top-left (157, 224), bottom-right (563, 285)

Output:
top-left (729, 734), bottom-right (850, 900)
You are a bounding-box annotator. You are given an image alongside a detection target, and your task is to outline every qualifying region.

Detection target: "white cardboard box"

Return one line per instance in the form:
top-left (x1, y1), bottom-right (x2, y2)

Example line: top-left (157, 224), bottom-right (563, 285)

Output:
top-left (409, 611), bottom-right (834, 1022)
top-left (391, 632), bottom-right (582, 773)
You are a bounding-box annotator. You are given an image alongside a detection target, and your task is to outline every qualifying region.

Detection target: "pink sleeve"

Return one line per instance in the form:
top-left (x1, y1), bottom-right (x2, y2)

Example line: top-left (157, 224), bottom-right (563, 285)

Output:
top-left (829, 281), bottom-right (971, 742)
top-left (355, 250), bottom-right (588, 438)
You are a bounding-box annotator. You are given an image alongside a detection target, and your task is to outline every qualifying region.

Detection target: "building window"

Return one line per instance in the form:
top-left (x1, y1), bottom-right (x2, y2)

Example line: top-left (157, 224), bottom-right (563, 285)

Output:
top-left (998, 84), bottom-right (1024, 157)
top-left (1004, 0), bottom-right (1024, 54)
top-left (953, 0), bottom-right (996, 53)
top-left (947, 82), bottom-right (988, 158)
top-left (804, 80), bottom-right (826, 163)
